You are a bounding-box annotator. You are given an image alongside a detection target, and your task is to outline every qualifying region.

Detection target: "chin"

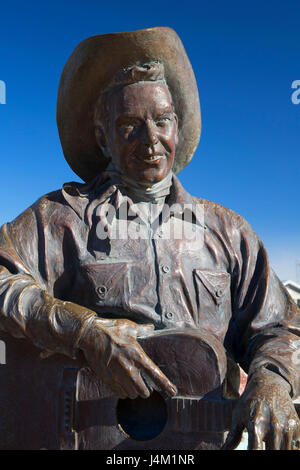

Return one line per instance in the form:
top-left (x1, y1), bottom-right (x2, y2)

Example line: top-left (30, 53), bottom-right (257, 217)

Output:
top-left (139, 175), bottom-right (164, 186)
top-left (138, 167), bottom-right (170, 186)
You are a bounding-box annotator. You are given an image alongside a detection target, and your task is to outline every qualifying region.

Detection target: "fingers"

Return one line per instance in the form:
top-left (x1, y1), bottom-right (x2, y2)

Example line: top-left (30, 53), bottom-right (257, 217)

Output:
top-left (106, 352), bottom-right (153, 399)
top-left (268, 429), bottom-right (300, 450)
top-left (222, 422), bottom-right (244, 450)
top-left (247, 426), bottom-right (264, 450)
top-left (122, 370), bottom-right (151, 399)
top-left (88, 321), bottom-right (175, 399)
top-left (292, 436), bottom-right (300, 450)
top-left (263, 415), bottom-right (281, 450)
top-left (245, 400), bottom-right (268, 450)
top-left (280, 420), bottom-right (300, 450)
top-left (116, 338), bottom-right (177, 397)
top-left (265, 429), bottom-right (282, 450)
top-left (103, 368), bottom-right (147, 400)
top-left (116, 349), bottom-right (176, 399)
top-left (139, 352), bottom-right (177, 397)
top-left (282, 430), bottom-right (294, 450)
top-left (292, 426), bottom-right (300, 450)
top-left (249, 411), bottom-right (300, 450)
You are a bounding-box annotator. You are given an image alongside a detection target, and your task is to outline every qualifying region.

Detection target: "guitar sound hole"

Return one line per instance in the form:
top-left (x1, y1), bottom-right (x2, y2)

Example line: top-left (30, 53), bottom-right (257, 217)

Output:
top-left (116, 391), bottom-right (168, 441)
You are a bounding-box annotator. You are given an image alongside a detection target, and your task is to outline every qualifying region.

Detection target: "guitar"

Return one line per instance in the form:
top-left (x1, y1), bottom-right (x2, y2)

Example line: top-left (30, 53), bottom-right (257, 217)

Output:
top-left (0, 327), bottom-right (237, 450)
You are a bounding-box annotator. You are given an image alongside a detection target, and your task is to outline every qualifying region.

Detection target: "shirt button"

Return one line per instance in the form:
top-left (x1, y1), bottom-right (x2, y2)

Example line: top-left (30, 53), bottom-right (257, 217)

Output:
top-left (165, 312), bottom-right (174, 319)
top-left (161, 265), bottom-right (170, 274)
top-left (97, 285), bottom-right (107, 299)
top-left (216, 288), bottom-right (224, 298)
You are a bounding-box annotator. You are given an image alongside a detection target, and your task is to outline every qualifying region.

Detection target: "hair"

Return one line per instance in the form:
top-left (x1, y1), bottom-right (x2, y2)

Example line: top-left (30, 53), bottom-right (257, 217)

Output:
top-left (94, 61), bottom-right (173, 132)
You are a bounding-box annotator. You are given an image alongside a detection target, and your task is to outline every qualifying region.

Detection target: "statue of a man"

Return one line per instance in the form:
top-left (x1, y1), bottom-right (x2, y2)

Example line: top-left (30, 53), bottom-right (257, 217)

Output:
top-left (0, 27), bottom-right (300, 450)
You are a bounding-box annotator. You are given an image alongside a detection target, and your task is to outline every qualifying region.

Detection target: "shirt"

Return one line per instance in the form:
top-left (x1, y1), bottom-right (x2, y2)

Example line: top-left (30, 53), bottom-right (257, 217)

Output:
top-left (0, 173), bottom-right (300, 397)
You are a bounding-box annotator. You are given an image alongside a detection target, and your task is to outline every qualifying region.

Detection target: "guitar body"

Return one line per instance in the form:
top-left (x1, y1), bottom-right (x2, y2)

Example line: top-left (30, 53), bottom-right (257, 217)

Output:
top-left (0, 328), bottom-right (235, 450)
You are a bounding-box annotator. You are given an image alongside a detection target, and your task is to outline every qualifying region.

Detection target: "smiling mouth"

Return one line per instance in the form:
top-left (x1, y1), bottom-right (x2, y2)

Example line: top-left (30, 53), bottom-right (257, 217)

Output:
top-left (137, 155), bottom-right (165, 164)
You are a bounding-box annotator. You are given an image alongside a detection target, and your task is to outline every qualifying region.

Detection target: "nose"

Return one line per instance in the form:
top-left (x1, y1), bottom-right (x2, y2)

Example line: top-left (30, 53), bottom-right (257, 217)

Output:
top-left (142, 120), bottom-right (158, 146)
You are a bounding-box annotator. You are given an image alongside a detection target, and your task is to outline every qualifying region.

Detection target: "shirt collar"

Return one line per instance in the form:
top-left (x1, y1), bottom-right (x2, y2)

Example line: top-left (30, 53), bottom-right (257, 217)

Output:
top-left (61, 172), bottom-right (204, 228)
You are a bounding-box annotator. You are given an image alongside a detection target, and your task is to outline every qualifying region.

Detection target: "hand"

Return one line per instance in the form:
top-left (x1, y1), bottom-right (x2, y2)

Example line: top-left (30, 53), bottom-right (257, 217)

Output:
top-left (77, 317), bottom-right (177, 400)
top-left (222, 368), bottom-right (300, 450)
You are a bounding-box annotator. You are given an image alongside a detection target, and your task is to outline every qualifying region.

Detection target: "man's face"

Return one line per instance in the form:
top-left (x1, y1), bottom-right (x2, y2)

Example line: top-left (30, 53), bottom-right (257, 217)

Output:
top-left (99, 81), bottom-right (178, 185)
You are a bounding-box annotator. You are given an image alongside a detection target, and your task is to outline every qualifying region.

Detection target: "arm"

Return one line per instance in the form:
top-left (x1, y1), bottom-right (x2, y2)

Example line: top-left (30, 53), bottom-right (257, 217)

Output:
top-left (0, 206), bottom-right (176, 399)
top-left (223, 217), bottom-right (300, 450)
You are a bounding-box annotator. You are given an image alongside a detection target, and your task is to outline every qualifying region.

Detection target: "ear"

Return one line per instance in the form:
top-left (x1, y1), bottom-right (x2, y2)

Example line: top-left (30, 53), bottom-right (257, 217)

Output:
top-left (95, 124), bottom-right (109, 157)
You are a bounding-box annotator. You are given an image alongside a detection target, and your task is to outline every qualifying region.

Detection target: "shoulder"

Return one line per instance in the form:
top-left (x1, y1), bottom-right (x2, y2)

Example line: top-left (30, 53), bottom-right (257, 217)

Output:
top-left (7, 188), bottom-right (73, 234)
top-left (25, 188), bottom-right (68, 218)
top-left (172, 176), bottom-right (258, 238)
top-left (34, 189), bottom-right (67, 212)
top-left (6, 173), bottom-right (110, 231)
top-left (191, 195), bottom-right (259, 239)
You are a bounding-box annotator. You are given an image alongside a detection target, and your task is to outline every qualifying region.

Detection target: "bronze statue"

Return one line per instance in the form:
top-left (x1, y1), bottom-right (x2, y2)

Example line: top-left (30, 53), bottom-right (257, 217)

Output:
top-left (0, 27), bottom-right (299, 450)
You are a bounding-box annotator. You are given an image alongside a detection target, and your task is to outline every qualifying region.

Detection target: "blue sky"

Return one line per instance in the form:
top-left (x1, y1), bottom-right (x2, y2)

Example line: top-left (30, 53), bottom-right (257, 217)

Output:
top-left (0, 0), bottom-right (299, 281)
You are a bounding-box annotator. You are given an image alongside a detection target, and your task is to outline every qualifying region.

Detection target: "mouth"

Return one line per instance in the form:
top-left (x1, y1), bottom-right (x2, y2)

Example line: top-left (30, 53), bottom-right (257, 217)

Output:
top-left (136, 154), bottom-right (165, 164)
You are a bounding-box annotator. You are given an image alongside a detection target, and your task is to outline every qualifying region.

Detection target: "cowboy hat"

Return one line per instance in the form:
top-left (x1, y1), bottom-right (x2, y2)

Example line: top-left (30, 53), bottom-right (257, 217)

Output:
top-left (57, 27), bottom-right (201, 182)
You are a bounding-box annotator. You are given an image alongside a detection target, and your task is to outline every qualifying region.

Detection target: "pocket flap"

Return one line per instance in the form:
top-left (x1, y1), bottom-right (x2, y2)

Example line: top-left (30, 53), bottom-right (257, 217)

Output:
top-left (80, 262), bottom-right (129, 300)
top-left (194, 269), bottom-right (230, 304)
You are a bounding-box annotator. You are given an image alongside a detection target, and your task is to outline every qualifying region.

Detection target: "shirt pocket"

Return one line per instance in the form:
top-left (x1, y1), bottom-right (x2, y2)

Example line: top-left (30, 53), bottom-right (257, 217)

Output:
top-left (75, 262), bottom-right (131, 312)
top-left (193, 269), bottom-right (231, 336)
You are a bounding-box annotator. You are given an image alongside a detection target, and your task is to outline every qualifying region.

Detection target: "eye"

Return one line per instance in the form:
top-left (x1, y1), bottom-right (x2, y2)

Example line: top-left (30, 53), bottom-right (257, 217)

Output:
top-left (118, 122), bottom-right (140, 138)
top-left (120, 124), bottom-right (134, 132)
top-left (155, 117), bottom-right (171, 127)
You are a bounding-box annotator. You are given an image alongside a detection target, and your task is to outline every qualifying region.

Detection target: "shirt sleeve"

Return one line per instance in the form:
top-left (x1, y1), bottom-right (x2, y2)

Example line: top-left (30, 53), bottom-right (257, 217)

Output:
top-left (229, 217), bottom-right (300, 398)
top-left (0, 204), bottom-right (95, 358)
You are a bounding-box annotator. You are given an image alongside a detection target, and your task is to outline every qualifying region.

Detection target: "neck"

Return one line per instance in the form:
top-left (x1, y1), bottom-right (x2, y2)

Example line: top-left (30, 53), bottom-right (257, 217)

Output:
top-left (105, 162), bottom-right (173, 202)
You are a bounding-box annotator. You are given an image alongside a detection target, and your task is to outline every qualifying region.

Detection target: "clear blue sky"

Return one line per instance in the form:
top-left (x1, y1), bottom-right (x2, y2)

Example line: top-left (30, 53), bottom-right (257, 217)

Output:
top-left (0, 0), bottom-right (299, 281)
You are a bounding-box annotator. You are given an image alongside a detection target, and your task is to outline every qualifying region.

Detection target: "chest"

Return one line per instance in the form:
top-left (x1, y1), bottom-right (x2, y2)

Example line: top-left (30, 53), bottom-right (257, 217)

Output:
top-left (63, 222), bottom-right (232, 338)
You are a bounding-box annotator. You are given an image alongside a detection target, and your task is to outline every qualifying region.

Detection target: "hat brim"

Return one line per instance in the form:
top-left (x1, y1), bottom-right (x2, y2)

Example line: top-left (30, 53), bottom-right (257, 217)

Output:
top-left (56, 27), bottom-right (201, 182)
